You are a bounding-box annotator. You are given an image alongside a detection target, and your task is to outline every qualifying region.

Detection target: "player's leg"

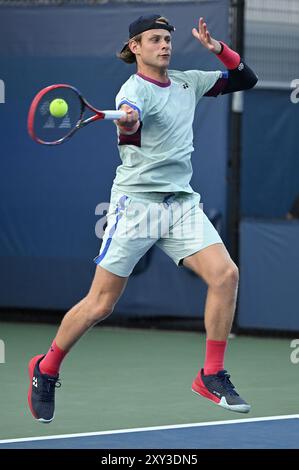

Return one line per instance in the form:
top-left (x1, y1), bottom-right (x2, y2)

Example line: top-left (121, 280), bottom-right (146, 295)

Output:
top-left (158, 193), bottom-right (250, 413)
top-left (53, 265), bottom-right (128, 352)
top-left (38, 189), bottom-right (133, 374)
top-left (28, 190), bottom-right (158, 423)
top-left (182, 243), bottom-right (238, 342)
top-left (28, 266), bottom-right (128, 423)
top-left (183, 244), bottom-right (249, 413)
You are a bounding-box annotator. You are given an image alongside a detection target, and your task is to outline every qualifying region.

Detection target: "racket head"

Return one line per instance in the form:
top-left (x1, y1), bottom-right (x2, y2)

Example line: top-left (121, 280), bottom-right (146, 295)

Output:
top-left (28, 84), bottom-right (86, 145)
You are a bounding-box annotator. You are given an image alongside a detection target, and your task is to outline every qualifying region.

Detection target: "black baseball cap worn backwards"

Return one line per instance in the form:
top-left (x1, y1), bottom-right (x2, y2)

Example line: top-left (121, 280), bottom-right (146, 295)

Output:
top-left (128, 14), bottom-right (175, 38)
top-left (120, 14), bottom-right (175, 54)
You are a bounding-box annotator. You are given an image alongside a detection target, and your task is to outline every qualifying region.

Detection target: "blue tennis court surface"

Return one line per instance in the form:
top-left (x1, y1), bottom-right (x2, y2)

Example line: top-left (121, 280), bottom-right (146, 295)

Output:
top-left (0, 415), bottom-right (298, 449)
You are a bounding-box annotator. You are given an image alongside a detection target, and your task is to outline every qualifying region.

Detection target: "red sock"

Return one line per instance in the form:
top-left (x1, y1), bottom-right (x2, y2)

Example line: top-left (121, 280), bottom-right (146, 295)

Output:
top-left (203, 339), bottom-right (227, 375)
top-left (39, 340), bottom-right (67, 376)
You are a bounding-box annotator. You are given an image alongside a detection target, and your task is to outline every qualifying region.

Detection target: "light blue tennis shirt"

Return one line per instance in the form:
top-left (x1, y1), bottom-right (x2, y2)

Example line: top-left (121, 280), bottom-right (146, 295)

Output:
top-left (114, 69), bottom-right (222, 194)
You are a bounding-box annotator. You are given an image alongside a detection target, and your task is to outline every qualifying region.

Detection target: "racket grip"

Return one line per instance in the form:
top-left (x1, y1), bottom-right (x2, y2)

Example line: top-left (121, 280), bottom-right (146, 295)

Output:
top-left (103, 110), bottom-right (126, 120)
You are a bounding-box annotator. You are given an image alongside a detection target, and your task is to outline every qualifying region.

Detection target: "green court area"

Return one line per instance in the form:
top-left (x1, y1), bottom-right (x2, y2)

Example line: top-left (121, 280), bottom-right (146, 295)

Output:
top-left (0, 321), bottom-right (298, 440)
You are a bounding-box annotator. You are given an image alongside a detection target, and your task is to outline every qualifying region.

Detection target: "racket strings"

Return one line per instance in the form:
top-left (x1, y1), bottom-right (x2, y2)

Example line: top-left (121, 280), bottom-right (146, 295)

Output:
top-left (32, 87), bottom-right (83, 144)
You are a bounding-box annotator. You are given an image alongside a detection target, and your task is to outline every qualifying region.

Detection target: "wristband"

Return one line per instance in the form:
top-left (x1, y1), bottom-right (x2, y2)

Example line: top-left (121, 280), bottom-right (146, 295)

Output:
top-left (217, 41), bottom-right (240, 70)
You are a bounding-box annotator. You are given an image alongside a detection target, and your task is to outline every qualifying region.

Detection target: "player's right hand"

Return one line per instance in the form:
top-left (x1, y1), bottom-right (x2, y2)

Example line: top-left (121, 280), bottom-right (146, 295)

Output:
top-left (116, 103), bottom-right (139, 130)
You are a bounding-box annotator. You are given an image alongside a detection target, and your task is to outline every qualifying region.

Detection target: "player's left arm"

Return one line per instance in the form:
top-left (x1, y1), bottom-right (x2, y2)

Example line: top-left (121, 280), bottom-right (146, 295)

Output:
top-left (192, 17), bottom-right (258, 96)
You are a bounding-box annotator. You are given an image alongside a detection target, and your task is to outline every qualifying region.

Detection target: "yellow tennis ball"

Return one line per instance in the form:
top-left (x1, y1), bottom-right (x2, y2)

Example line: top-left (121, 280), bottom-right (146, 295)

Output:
top-left (49, 98), bottom-right (68, 118)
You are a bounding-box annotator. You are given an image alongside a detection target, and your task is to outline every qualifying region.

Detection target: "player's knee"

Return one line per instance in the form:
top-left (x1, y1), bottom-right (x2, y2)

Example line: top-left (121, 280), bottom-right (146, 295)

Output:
top-left (222, 263), bottom-right (239, 290)
top-left (211, 263), bottom-right (239, 291)
top-left (84, 300), bottom-right (114, 326)
top-left (226, 263), bottom-right (239, 288)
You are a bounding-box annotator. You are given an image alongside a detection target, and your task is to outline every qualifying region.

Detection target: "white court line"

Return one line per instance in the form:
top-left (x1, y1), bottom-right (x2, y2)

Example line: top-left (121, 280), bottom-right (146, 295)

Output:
top-left (0, 414), bottom-right (298, 444)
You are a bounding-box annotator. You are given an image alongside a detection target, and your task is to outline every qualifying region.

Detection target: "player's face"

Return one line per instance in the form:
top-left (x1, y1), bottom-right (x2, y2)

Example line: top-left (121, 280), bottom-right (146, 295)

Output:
top-left (134, 30), bottom-right (172, 70)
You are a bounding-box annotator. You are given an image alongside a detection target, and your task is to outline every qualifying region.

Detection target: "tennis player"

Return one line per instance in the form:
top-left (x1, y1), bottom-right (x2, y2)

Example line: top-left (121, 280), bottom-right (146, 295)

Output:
top-left (28, 14), bottom-right (258, 422)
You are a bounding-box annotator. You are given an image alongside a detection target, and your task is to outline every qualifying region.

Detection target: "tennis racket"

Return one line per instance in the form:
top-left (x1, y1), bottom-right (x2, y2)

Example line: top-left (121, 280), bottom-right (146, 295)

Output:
top-left (28, 84), bottom-right (126, 145)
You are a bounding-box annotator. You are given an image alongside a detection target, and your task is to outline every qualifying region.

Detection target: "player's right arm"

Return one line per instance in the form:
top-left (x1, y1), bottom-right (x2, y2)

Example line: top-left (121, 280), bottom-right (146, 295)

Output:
top-left (115, 103), bottom-right (140, 135)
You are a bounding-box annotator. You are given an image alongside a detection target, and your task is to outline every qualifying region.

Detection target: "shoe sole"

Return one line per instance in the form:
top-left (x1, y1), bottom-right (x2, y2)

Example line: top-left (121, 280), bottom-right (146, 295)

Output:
top-left (28, 354), bottom-right (54, 423)
top-left (192, 387), bottom-right (251, 414)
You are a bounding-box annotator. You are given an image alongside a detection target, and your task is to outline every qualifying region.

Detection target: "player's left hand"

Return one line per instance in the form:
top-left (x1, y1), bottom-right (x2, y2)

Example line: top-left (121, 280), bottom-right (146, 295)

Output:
top-left (192, 17), bottom-right (222, 54)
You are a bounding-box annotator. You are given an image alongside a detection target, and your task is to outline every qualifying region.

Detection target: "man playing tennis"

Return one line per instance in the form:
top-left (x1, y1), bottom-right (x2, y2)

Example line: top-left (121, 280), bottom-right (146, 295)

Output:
top-left (28, 14), bottom-right (258, 422)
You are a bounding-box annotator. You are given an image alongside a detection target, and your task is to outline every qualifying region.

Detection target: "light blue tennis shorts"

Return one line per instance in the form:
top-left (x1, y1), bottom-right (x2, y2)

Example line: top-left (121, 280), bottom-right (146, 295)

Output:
top-left (94, 187), bottom-right (223, 277)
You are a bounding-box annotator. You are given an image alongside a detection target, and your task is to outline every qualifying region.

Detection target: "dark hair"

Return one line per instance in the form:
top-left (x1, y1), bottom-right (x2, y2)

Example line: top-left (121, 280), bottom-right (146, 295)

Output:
top-left (117, 16), bottom-right (170, 64)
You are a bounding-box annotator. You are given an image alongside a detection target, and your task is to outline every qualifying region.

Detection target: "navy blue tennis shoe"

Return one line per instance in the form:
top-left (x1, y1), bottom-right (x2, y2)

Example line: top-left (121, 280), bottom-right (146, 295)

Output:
top-left (28, 355), bottom-right (61, 423)
top-left (192, 369), bottom-right (251, 413)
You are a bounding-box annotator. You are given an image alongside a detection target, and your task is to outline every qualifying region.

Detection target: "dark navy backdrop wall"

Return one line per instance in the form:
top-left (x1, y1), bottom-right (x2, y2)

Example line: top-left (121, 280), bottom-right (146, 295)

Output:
top-left (0, 3), bottom-right (229, 315)
top-left (241, 89), bottom-right (299, 218)
top-left (238, 219), bottom-right (299, 331)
